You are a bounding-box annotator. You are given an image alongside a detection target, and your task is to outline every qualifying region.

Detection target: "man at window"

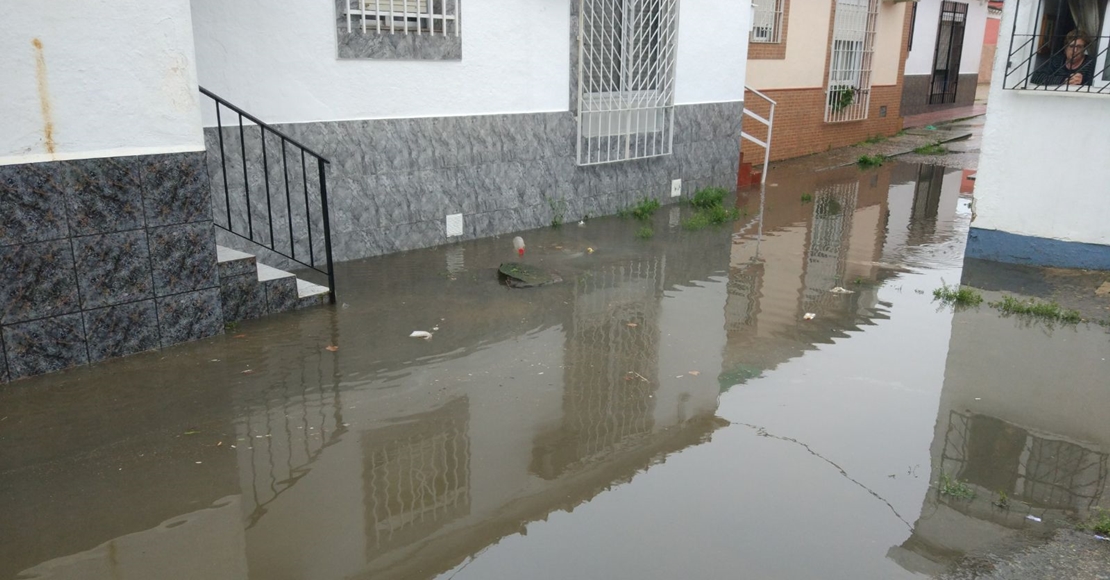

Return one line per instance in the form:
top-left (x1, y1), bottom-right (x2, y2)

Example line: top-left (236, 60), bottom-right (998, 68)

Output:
top-left (1031, 29), bottom-right (1096, 86)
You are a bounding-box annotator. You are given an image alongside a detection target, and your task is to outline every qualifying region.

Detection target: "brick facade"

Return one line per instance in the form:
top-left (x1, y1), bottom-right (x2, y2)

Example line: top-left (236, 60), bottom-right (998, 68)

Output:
top-left (743, 2), bottom-right (913, 164)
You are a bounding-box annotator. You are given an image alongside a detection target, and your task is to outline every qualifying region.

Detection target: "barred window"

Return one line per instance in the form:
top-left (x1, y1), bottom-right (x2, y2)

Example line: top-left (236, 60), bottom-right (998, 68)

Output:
top-left (825, 0), bottom-right (879, 123)
top-left (343, 0), bottom-right (460, 36)
top-left (751, 0), bottom-right (785, 43)
top-left (576, 0), bottom-right (680, 165)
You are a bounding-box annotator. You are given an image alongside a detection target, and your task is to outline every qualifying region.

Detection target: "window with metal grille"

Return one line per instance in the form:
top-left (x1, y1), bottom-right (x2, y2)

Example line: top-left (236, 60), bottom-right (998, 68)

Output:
top-left (343, 0), bottom-right (460, 36)
top-left (1002, 0), bottom-right (1110, 94)
top-left (824, 0), bottom-right (879, 123)
top-left (752, 0), bottom-right (785, 43)
top-left (576, 0), bottom-right (680, 166)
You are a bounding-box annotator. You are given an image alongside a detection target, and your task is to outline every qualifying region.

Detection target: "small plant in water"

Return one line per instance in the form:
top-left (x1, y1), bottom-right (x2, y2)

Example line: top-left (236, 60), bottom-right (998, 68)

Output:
top-left (938, 473), bottom-right (975, 500)
top-left (631, 198), bottom-right (660, 220)
top-left (224, 321), bottom-right (239, 332)
top-left (990, 296), bottom-right (1082, 323)
top-left (857, 154), bottom-right (886, 168)
top-left (1083, 509), bottom-right (1110, 535)
top-left (933, 283), bottom-right (983, 307)
top-left (689, 186), bottom-right (728, 209)
top-left (914, 142), bottom-right (948, 155)
top-left (636, 226), bottom-right (654, 240)
top-left (993, 490), bottom-right (1010, 509)
top-left (800, 193), bottom-right (813, 204)
top-left (862, 134), bottom-right (887, 145)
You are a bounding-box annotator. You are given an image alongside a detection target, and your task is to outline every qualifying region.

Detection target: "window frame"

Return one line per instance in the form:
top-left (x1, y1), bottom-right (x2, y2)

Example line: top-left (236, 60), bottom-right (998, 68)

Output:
top-left (576, 0), bottom-right (681, 165)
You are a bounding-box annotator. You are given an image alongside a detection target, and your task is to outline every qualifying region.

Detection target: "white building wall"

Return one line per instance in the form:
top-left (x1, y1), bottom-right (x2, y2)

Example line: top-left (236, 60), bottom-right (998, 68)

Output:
top-left (905, 0), bottom-right (989, 77)
top-left (189, 0), bottom-right (749, 126)
top-left (0, 0), bottom-right (205, 165)
top-left (973, 4), bottom-right (1110, 246)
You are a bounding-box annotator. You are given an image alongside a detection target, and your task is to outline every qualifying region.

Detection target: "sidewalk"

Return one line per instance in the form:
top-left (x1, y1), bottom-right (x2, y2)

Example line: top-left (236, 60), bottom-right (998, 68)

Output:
top-left (903, 104), bottom-right (987, 129)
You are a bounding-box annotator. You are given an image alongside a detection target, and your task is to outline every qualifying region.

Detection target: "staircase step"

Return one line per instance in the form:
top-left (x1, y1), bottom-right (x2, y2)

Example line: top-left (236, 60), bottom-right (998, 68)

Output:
top-left (217, 245), bottom-right (330, 322)
top-left (216, 246), bottom-right (257, 279)
top-left (296, 279), bottom-right (331, 309)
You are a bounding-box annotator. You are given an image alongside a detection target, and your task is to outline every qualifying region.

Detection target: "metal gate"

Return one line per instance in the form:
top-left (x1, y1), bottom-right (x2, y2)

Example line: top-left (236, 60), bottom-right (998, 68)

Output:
top-left (929, 1), bottom-right (968, 104)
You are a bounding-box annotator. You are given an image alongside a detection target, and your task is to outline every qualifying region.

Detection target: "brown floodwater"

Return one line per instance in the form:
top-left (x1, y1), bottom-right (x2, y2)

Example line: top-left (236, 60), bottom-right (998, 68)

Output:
top-left (2, 162), bottom-right (1108, 580)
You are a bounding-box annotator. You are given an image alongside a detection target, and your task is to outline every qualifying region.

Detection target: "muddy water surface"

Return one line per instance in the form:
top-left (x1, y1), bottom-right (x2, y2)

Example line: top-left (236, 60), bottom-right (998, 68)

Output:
top-left (2, 162), bottom-right (1108, 580)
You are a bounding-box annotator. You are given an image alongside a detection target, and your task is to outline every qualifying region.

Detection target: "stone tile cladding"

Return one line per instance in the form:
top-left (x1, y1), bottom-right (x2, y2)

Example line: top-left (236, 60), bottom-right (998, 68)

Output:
top-left (0, 152), bottom-right (222, 382)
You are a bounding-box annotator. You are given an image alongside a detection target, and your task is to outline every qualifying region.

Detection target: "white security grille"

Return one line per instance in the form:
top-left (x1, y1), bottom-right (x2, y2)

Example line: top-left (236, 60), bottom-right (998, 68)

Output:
top-left (345, 0), bottom-right (460, 36)
top-left (576, 0), bottom-right (680, 166)
top-left (751, 0), bottom-right (784, 43)
top-left (824, 0), bottom-right (879, 123)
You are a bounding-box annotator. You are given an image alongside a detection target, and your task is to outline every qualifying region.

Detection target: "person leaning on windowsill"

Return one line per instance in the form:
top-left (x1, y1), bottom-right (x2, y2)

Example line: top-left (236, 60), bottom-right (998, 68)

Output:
top-left (1031, 29), bottom-right (1096, 86)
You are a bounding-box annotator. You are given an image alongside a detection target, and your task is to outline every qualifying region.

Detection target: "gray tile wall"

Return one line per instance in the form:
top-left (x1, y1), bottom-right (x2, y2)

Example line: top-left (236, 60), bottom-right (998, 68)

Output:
top-left (901, 73), bottom-right (979, 117)
top-left (0, 151), bottom-right (223, 383)
top-left (206, 102), bottom-right (744, 265)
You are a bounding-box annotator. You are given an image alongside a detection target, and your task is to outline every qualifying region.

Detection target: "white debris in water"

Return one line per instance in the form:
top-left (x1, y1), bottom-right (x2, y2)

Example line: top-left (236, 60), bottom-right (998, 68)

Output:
top-left (829, 287), bottom-right (854, 294)
top-left (803, 313), bottom-right (816, 320)
top-left (1026, 515), bottom-right (1042, 523)
top-left (409, 331), bottom-right (433, 339)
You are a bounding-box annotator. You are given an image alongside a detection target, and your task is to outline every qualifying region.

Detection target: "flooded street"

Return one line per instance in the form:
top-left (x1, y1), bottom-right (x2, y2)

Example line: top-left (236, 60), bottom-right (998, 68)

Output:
top-left (3, 161), bottom-right (1108, 579)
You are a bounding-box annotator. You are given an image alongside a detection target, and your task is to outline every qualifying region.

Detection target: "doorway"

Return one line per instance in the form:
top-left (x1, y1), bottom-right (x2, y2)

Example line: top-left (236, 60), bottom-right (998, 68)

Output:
top-left (929, 1), bottom-right (969, 104)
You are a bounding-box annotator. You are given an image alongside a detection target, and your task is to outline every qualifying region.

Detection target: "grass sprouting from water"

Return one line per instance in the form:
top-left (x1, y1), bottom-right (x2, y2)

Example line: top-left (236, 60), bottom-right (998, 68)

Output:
top-left (990, 296), bottom-right (1082, 323)
top-left (861, 134), bottom-right (887, 145)
top-left (933, 283), bottom-right (983, 307)
top-left (619, 197), bottom-right (661, 221)
top-left (914, 143), bottom-right (948, 155)
top-left (857, 154), bottom-right (886, 168)
top-left (636, 226), bottom-right (654, 240)
top-left (938, 473), bottom-right (975, 500)
top-left (800, 193), bottom-right (813, 204)
top-left (689, 187), bottom-right (727, 209)
top-left (682, 186), bottom-right (742, 231)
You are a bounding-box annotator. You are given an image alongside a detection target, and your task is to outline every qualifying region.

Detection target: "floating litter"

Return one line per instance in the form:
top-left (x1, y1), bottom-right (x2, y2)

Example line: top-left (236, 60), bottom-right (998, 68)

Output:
top-left (409, 331), bottom-right (433, 339)
top-left (1026, 515), bottom-right (1042, 523)
top-left (804, 313), bottom-right (816, 320)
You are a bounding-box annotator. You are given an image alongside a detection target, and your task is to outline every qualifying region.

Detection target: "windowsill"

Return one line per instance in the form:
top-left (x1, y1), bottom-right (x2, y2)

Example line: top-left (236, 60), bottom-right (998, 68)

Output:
top-left (1006, 86), bottom-right (1110, 99)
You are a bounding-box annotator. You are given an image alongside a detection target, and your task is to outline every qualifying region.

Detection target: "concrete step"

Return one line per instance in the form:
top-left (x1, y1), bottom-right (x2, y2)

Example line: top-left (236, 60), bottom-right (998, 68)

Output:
top-left (217, 245), bottom-right (330, 323)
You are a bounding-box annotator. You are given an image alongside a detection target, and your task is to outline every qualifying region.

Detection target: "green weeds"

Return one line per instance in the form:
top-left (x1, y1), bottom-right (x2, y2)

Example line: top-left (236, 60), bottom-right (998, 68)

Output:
top-left (636, 226), bottom-right (654, 240)
top-left (990, 296), bottom-right (1082, 324)
top-left (993, 490), bottom-right (1010, 509)
top-left (857, 154), bottom-right (886, 168)
top-left (682, 186), bottom-right (743, 231)
top-left (933, 283), bottom-right (984, 307)
top-left (619, 197), bottom-right (661, 221)
top-left (800, 193), bottom-right (813, 204)
top-left (938, 473), bottom-right (975, 500)
top-left (689, 186), bottom-right (728, 209)
top-left (914, 143), bottom-right (948, 155)
top-left (861, 134), bottom-right (887, 145)
top-left (1082, 509), bottom-right (1110, 535)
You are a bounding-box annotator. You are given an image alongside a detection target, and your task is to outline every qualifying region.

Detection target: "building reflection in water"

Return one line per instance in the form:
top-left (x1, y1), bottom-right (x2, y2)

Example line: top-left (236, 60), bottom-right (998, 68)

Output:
top-left (10, 161), bottom-right (996, 580)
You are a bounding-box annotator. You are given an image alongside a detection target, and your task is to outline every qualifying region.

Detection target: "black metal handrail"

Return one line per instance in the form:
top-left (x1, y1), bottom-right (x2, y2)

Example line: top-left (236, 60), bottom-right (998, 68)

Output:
top-left (199, 86), bottom-right (336, 302)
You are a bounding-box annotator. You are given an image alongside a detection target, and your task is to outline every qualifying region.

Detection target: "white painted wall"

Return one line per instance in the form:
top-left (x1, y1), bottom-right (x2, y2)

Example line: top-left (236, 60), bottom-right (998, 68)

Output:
top-left (906, 0), bottom-right (989, 77)
top-left (0, 0), bottom-right (205, 166)
top-left (973, 3), bottom-right (1110, 246)
top-left (190, 0), bottom-right (748, 126)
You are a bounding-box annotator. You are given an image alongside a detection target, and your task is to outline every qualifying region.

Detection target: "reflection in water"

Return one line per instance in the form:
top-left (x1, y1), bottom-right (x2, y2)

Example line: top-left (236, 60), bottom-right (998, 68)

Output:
top-left (5, 162), bottom-right (1106, 580)
top-left (533, 260), bottom-right (663, 479)
top-left (363, 397), bottom-right (471, 559)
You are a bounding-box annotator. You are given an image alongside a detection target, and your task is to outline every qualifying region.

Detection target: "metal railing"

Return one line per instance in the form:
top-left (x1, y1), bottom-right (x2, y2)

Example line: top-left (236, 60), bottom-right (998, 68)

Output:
top-left (1004, 32), bottom-right (1110, 94)
top-left (742, 85), bottom-right (776, 186)
top-left (200, 87), bottom-right (336, 302)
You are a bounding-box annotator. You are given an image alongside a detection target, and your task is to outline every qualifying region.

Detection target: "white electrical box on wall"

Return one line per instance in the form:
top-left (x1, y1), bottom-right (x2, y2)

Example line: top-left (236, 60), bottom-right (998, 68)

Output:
top-left (445, 213), bottom-right (464, 237)
top-left (671, 179), bottom-right (682, 197)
